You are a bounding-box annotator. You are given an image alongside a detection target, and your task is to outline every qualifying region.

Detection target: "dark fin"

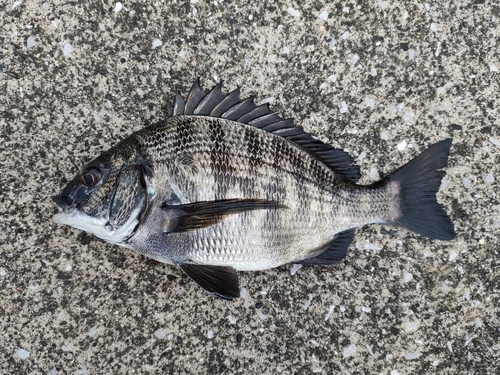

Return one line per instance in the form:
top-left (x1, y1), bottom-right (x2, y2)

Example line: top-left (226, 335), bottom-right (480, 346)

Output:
top-left (184, 79), bottom-right (206, 115)
top-left (194, 81), bottom-right (225, 115)
top-left (386, 138), bottom-right (456, 240)
top-left (297, 229), bottom-right (355, 266)
top-left (209, 87), bottom-right (242, 117)
top-left (163, 199), bottom-right (287, 233)
top-left (272, 125), bottom-right (305, 138)
top-left (248, 113), bottom-right (283, 129)
top-left (261, 118), bottom-right (295, 132)
top-left (236, 103), bottom-right (272, 123)
top-left (180, 264), bottom-right (240, 300)
top-left (222, 96), bottom-right (258, 120)
top-left (170, 80), bottom-right (361, 182)
top-left (172, 91), bottom-right (185, 116)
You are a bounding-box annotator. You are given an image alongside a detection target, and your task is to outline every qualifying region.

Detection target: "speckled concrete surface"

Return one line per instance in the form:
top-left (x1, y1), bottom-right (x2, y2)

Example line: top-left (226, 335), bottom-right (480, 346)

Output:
top-left (1, 1), bottom-right (499, 374)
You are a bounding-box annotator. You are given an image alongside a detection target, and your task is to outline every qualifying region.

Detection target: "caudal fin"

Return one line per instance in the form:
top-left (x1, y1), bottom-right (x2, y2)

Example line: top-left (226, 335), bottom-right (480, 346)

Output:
top-left (386, 138), bottom-right (455, 240)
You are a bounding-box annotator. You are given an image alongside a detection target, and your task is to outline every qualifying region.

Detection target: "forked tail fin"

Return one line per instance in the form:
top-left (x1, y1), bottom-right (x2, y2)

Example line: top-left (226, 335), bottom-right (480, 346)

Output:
top-left (385, 138), bottom-right (455, 240)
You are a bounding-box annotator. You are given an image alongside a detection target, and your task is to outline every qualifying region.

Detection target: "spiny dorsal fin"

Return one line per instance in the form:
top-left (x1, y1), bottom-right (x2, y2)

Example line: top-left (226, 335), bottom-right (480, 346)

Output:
top-left (172, 91), bottom-right (185, 116)
top-left (184, 79), bottom-right (206, 115)
top-left (194, 81), bottom-right (225, 115)
top-left (169, 79), bottom-right (361, 182)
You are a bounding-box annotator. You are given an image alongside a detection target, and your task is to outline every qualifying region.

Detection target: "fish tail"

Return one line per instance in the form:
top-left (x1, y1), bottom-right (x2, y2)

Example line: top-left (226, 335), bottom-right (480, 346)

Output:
top-left (384, 138), bottom-right (455, 240)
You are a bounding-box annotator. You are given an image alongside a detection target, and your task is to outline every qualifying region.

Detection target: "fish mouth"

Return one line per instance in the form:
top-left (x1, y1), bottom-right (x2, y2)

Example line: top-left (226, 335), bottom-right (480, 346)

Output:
top-left (52, 194), bottom-right (79, 225)
top-left (51, 194), bottom-right (107, 231)
top-left (52, 194), bottom-right (76, 213)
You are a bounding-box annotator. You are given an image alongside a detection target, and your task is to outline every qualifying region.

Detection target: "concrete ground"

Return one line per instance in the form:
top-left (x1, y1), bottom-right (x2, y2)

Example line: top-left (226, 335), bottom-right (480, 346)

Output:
top-left (1, 1), bottom-right (498, 374)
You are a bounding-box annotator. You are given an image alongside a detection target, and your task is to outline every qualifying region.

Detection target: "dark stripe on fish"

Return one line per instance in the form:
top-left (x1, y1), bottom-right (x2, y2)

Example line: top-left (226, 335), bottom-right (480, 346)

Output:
top-left (175, 118), bottom-right (195, 152)
top-left (296, 153), bottom-right (311, 205)
top-left (262, 178), bottom-right (287, 203)
top-left (209, 120), bottom-right (229, 199)
top-left (271, 139), bottom-right (283, 173)
top-left (244, 126), bottom-right (263, 170)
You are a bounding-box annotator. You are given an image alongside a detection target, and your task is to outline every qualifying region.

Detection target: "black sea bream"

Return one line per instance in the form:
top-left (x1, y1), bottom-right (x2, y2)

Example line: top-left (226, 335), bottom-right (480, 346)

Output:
top-left (53, 80), bottom-right (455, 299)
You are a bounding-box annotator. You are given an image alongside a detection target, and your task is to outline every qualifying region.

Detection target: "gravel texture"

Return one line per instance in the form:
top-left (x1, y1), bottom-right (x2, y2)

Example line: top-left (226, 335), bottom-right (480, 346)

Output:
top-left (1, 1), bottom-right (499, 374)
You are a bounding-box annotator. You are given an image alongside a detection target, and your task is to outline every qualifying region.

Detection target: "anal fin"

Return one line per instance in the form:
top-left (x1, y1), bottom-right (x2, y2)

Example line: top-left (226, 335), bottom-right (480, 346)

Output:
top-left (297, 229), bottom-right (355, 266)
top-left (179, 264), bottom-right (240, 300)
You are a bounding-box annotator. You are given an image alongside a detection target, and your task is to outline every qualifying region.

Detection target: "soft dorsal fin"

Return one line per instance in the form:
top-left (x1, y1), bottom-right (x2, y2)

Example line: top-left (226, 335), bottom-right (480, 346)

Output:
top-left (168, 80), bottom-right (361, 183)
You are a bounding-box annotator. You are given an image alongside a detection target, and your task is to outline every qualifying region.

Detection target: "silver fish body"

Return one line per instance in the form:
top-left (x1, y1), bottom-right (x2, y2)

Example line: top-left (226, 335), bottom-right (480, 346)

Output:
top-left (53, 80), bottom-right (455, 299)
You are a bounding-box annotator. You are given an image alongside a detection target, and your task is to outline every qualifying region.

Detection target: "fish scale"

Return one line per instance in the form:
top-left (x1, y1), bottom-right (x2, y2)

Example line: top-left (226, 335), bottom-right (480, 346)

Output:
top-left (53, 80), bottom-right (455, 300)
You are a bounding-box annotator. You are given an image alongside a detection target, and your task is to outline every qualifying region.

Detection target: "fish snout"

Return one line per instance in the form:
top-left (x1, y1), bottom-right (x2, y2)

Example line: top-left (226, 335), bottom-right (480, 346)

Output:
top-left (52, 194), bottom-right (75, 212)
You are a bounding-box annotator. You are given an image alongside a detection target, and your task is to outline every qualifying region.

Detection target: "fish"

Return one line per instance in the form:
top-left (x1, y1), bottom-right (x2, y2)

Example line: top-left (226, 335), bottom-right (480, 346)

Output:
top-left (52, 79), bottom-right (456, 300)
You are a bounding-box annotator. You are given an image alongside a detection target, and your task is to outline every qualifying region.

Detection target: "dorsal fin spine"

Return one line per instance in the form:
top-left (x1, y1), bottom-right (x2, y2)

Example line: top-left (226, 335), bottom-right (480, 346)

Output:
top-left (173, 91), bottom-right (185, 116)
top-left (209, 87), bottom-right (242, 117)
top-left (184, 79), bottom-right (206, 115)
top-left (236, 103), bottom-right (271, 123)
top-left (194, 81), bottom-right (225, 115)
top-left (221, 97), bottom-right (257, 120)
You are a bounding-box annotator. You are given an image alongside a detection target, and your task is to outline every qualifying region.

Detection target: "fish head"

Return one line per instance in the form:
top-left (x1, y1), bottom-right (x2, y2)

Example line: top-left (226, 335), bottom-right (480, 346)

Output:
top-left (52, 144), bottom-right (150, 245)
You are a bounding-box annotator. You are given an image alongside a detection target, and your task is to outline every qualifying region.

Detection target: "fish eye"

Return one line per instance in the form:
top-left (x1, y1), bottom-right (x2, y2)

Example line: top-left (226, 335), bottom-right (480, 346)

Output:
top-left (81, 168), bottom-right (101, 187)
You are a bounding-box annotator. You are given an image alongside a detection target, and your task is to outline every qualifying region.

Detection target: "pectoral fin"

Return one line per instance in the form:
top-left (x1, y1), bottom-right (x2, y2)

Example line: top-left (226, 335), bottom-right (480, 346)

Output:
top-left (297, 229), bottom-right (355, 266)
top-left (179, 264), bottom-right (240, 300)
top-left (162, 198), bottom-right (286, 233)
